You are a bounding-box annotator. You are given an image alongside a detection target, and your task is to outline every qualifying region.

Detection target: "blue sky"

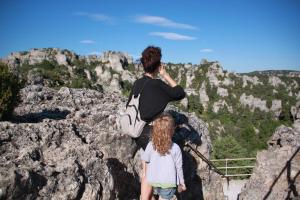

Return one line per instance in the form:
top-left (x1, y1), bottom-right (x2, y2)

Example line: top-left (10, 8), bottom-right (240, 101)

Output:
top-left (0, 0), bottom-right (299, 72)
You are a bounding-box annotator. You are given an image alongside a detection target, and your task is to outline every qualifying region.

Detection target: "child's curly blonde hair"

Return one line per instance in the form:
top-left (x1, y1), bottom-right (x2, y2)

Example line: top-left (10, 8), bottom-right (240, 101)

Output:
top-left (152, 113), bottom-right (175, 156)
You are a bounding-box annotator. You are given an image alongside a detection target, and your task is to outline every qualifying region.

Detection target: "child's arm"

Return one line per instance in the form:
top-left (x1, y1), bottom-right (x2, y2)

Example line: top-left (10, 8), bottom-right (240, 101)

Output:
top-left (142, 161), bottom-right (147, 178)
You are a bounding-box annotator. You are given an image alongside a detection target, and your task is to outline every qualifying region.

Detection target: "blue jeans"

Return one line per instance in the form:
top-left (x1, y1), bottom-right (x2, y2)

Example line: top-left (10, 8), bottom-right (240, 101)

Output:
top-left (153, 187), bottom-right (176, 200)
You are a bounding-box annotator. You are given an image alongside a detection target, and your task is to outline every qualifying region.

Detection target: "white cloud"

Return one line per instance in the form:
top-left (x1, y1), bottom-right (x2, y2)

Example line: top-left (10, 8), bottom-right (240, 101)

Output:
top-left (74, 12), bottom-right (112, 22)
top-left (200, 48), bottom-right (213, 53)
top-left (149, 32), bottom-right (196, 41)
top-left (80, 40), bottom-right (95, 44)
top-left (135, 15), bottom-right (197, 30)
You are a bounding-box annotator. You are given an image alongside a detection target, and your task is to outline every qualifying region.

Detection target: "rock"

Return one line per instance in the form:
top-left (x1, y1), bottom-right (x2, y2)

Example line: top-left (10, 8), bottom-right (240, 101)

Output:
top-left (238, 101), bottom-right (300, 200)
top-left (55, 53), bottom-right (68, 66)
top-left (270, 100), bottom-right (282, 118)
top-left (184, 64), bottom-right (192, 69)
top-left (109, 74), bottom-right (122, 92)
top-left (206, 62), bottom-right (224, 87)
top-left (212, 100), bottom-right (233, 113)
top-left (222, 76), bottom-right (235, 86)
top-left (242, 75), bottom-right (262, 87)
top-left (186, 68), bottom-right (195, 88)
top-left (268, 76), bottom-right (286, 87)
top-left (217, 87), bottom-right (228, 97)
top-left (0, 85), bottom-right (224, 200)
top-left (95, 66), bottom-right (112, 83)
top-left (27, 69), bottom-right (44, 85)
top-left (99, 51), bottom-right (133, 73)
top-left (180, 98), bottom-right (188, 109)
top-left (84, 69), bottom-right (92, 80)
top-left (239, 93), bottom-right (268, 112)
top-left (121, 70), bottom-right (135, 83)
top-left (199, 82), bottom-right (209, 109)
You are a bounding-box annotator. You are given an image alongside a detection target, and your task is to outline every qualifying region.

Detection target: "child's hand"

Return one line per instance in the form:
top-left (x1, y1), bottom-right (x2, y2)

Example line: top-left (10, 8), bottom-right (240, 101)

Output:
top-left (178, 183), bottom-right (186, 193)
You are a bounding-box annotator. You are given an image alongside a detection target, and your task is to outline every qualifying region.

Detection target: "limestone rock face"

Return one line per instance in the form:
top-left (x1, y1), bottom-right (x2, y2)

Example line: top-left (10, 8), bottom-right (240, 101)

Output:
top-left (0, 85), bottom-right (139, 200)
top-left (242, 75), bottom-right (262, 87)
top-left (239, 93), bottom-right (268, 112)
top-left (0, 85), bottom-right (225, 200)
top-left (270, 99), bottom-right (282, 118)
top-left (268, 76), bottom-right (286, 87)
top-left (199, 82), bottom-right (210, 109)
top-left (212, 100), bottom-right (233, 113)
top-left (186, 68), bottom-right (195, 88)
top-left (238, 101), bottom-right (300, 200)
top-left (99, 51), bottom-right (133, 73)
top-left (217, 87), bottom-right (228, 97)
top-left (206, 63), bottom-right (224, 87)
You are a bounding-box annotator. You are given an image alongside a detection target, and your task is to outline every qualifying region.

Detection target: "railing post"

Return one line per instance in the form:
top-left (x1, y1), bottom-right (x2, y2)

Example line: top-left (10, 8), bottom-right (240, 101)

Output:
top-left (225, 159), bottom-right (228, 176)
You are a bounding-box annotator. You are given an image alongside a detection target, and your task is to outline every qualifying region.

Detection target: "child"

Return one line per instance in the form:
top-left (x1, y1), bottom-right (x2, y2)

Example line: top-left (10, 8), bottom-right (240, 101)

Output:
top-left (141, 113), bottom-right (186, 200)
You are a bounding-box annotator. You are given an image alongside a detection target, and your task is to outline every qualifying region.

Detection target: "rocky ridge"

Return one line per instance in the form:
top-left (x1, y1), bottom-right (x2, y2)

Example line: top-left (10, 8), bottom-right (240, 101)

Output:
top-left (1, 47), bottom-right (300, 171)
top-left (0, 85), bottom-right (225, 200)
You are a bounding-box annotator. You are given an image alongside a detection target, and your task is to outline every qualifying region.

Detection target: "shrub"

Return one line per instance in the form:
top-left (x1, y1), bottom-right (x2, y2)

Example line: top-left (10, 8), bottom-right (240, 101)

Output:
top-left (120, 80), bottom-right (133, 97)
top-left (187, 94), bottom-right (203, 116)
top-left (212, 135), bottom-right (247, 159)
top-left (70, 77), bottom-right (92, 88)
top-left (0, 63), bottom-right (20, 120)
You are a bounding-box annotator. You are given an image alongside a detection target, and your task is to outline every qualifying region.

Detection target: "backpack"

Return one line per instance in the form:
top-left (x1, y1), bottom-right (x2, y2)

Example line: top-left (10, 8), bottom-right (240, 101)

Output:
top-left (120, 79), bottom-right (149, 138)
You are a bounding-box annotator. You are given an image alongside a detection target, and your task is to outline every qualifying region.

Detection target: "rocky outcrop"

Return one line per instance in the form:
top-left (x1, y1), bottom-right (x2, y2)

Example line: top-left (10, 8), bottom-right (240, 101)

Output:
top-left (212, 100), bottom-right (233, 113)
top-left (217, 87), bottom-right (228, 97)
top-left (268, 76), bottom-right (286, 87)
top-left (239, 93), bottom-right (268, 112)
top-left (206, 62), bottom-right (224, 87)
top-left (242, 75), bottom-right (262, 88)
top-left (0, 85), bottom-right (224, 200)
top-left (238, 101), bottom-right (300, 200)
top-left (99, 51), bottom-right (133, 72)
top-left (270, 100), bottom-right (282, 118)
top-left (186, 68), bottom-right (195, 88)
top-left (199, 82), bottom-right (210, 109)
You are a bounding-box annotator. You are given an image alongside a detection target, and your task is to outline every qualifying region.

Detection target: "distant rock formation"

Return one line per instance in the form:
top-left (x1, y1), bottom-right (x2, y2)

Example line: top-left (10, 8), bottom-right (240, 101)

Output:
top-left (0, 85), bottom-right (225, 200)
top-left (238, 101), bottom-right (300, 200)
top-left (239, 93), bottom-right (268, 112)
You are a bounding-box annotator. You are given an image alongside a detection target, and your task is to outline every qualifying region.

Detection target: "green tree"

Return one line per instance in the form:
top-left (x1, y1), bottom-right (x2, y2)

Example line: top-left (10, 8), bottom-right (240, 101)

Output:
top-left (212, 135), bottom-right (247, 159)
top-left (0, 63), bottom-right (20, 120)
top-left (120, 80), bottom-right (133, 97)
top-left (187, 94), bottom-right (203, 116)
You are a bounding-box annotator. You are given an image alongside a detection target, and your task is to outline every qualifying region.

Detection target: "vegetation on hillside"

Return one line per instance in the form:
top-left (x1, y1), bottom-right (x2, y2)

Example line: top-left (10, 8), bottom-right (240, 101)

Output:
top-left (165, 62), bottom-right (298, 161)
top-left (0, 63), bottom-right (20, 120)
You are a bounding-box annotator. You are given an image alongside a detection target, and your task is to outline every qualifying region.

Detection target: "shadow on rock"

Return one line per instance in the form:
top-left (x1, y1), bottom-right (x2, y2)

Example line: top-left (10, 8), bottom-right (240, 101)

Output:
top-left (12, 109), bottom-right (71, 123)
top-left (106, 158), bottom-right (140, 200)
top-left (11, 170), bottom-right (47, 200)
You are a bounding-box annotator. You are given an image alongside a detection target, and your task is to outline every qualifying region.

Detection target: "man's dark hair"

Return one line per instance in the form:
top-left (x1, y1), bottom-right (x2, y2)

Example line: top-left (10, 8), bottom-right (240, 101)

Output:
top-left (141, 46), bottom-right (162, 73)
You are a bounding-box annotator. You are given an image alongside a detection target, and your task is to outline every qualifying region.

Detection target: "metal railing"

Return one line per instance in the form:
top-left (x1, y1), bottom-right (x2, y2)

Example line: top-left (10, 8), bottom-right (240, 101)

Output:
top-left (210, 157), bottom-right (256, 177)
top-left (185, 142), bottom-right (226, 177)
